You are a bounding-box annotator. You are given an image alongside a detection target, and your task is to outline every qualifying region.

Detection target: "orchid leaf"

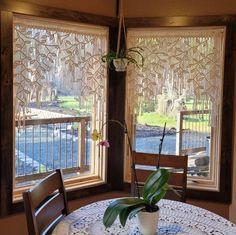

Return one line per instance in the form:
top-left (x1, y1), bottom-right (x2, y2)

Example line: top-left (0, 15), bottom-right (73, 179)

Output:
top-left (128, 204), bottom-right (146, 220)
top-left (149, 188), bottom-right (167, 205)
top-left (102, 169), bottom-right (170, 228)
top-left (103, 198), bottom-right (145, 228)
top-left (119, 204), bottom-right (146, 227)
top-left (119, 207), bottom-right (132, 227)
top-left (143, 169), bottom-right (170, 201)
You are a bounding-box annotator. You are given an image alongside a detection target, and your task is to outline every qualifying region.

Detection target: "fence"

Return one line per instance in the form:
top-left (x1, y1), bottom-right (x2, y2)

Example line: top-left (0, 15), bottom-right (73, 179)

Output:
top-left (15, 116), bottom-right (91, 183)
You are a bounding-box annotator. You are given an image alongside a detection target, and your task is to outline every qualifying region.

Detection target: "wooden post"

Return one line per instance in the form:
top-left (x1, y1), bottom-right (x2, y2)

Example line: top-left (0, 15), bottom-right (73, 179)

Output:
top-left (0, 10), bottom-right (14, 216)
top-left (78, 119), bottom-right (86, 172)
top-left (176, 112), bottom-right (183, 155)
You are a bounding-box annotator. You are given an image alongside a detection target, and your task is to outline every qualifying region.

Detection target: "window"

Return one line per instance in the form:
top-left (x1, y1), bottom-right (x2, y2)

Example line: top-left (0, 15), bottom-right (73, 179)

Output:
top-left (125, 26), bottom-right (226, 191)
top-left (13, 14), bottom-right (108, 200)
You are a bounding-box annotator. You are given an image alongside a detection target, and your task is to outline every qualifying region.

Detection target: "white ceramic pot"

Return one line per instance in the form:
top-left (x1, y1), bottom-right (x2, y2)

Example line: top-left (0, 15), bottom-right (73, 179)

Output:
top-left (113, 58), bottom-right (128, 72)
top-left (137, 210), bottom-right (159, 235)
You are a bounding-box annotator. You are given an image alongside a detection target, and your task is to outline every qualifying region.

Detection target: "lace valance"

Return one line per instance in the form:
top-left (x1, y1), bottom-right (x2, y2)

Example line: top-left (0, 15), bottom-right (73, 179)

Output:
top-left (13, 14), bottom-right (108, 118)
top-left (126, 26), bottom-right (226, 126)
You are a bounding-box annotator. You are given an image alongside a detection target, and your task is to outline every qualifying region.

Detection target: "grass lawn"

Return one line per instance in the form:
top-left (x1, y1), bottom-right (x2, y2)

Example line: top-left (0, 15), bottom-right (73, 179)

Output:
top-left (137, 112), bottom-right (210, 132)
top-left (137, 113), bottom-right (176, 128)
top-left (58, 96), bottom-right (210, 132)
top-left (58, 96), bottom-right (80, 111)
top-left (57, 96), bottom-right (92, 114)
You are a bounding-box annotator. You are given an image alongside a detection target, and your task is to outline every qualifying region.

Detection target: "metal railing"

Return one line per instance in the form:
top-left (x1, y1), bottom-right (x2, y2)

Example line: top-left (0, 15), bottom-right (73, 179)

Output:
top-left (176, 110), bottom-right (210, 154)
top-left (176, 110), bottom-right (211, 177)
top-left (15, 116), bottom-right (91, 182)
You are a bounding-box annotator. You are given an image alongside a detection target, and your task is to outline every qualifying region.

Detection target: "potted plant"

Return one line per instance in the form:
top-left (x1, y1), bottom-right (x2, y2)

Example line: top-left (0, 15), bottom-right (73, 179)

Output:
top-left (101, 47), bottom-right (144, 71)
top-left (91, 120), bottom-right (171, 234)
top-left (103, 168), bottom-right (170, 235)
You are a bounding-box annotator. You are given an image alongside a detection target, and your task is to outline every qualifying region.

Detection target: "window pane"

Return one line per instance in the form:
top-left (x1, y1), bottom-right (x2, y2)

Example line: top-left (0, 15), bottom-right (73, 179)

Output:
top-left (13, 15), bottom-right (108, 190)
top-left (126, 27), bottom-right (225, 190)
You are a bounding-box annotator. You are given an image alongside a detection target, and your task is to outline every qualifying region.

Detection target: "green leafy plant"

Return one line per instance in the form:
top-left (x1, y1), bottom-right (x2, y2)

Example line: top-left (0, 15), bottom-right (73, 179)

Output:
top-left (103, 168), bottom-right (170, 228)
top-left (91, 120), bottom-right (173, 229)
top-left (101, 47), bottom-right (144, 69)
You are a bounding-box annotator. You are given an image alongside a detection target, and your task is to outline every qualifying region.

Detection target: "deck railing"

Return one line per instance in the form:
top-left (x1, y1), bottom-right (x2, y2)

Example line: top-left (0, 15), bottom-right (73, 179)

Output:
top-left (176, 110), bottom-right (211, 177)
top-left (176, 110), bottom-right (210, 155)
top-left (15, 116), bottom-right (91, 182)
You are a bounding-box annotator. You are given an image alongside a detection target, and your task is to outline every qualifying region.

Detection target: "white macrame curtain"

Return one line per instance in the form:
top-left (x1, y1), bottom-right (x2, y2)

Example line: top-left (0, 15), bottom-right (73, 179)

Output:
top-left (126, 26), bottom-right (226, 127)
top-left (13, 14), bottom-right (108, 118)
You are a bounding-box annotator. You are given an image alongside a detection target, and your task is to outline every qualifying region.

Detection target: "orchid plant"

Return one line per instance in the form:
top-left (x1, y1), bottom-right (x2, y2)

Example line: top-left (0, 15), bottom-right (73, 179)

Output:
top-left (91, 120), bottom-right (172, 228)
top-left (91, 119), bottom-right (131, 150)
top-left (91, 129), bottom-right (110, 148)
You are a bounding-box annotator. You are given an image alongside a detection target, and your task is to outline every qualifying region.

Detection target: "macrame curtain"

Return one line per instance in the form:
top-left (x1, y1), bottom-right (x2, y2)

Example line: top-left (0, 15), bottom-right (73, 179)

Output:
top-left (13, 14), bottom-right (108, 119)
top-left (126, 26), bottom-right (226, 127)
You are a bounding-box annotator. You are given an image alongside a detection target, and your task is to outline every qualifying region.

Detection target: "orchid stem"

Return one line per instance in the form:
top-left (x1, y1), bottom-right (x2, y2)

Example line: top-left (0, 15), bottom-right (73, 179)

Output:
top-left (157, 122), bottom-right (166, 169)
top-left (99, 119), bottom-right (140, 198)
top-left (123, 121), bottom-right (140, 198)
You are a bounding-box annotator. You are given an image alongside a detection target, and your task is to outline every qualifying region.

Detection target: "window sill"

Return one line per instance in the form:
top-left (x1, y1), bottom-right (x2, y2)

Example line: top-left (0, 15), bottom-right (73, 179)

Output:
top-left (10, 183), bottom-right (111, 216)
top-left (187, 178), bottom-right (219, 192)
top-left (13, 175), bottom-right (107, 203)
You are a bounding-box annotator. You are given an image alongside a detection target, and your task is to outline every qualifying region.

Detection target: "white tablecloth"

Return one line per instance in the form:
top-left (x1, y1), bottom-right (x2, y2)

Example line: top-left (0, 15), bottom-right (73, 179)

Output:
top-left (52, 199), bottom-right (236, 235)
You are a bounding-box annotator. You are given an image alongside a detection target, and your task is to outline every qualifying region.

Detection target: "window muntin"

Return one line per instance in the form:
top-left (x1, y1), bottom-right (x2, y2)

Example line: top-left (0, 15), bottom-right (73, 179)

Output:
top-left (13, 14), bottom-right (108, 199)
top-left (125, 27), bottom-right (226, 191)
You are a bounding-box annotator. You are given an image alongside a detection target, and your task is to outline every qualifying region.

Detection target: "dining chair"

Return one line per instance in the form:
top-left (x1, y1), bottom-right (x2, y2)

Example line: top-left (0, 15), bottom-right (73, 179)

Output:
top-left (131, 151), bottom-right (188, 202)
top-left (23, 169), bottom-right (69, 235)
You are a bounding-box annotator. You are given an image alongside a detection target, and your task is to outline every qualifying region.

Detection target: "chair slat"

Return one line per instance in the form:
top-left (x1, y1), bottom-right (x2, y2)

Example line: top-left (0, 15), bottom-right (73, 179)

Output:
top-left (135, 152), bottom-right (187, 169)
top-left (36, 193), bottom-right (65, 234)
top-left (23, 169), bottom-right (69, 235)
top-left (169, 172), bottom-right (185, 187)
top-left (29, 171), bottom-right (62, 209)
top-left (132, 151), bottom-right (188, 202)
top-left (136, 170), bottom-right (185, 187)
top-left (136, 169), bottom-right (153, 182)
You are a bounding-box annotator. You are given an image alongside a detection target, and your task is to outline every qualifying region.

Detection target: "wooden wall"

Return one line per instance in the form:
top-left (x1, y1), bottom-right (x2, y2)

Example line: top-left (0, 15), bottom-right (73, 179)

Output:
top-left (230, 73), bottom-right (236, 223)
top-left (13, 0), bottom-right (116, 17)
top-left (123, 0), bottom-right (236, 17)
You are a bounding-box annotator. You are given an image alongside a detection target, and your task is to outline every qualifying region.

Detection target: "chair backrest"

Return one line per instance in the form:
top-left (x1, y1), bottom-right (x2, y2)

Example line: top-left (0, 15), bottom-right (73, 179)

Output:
top-left (131, 151), bottom-right (188, 202)
top-left (23, 169), bottom-right (69, 235)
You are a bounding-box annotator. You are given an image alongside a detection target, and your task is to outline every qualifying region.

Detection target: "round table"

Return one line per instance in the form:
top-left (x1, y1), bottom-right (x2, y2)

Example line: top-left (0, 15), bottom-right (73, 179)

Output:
top-left (52, 199), bottom-right (236, 235)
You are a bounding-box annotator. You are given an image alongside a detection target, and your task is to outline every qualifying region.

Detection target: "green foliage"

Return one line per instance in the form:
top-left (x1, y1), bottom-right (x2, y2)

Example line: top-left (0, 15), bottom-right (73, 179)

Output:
top-left (101, 50), bottom-right (116, 67)
top-left (101, 47), bottom-right (144, 68)
top-left (137, 112), bottom-right (176, 128)
top-left (58, 96), bottom-right (80, 111)
top-left (57, 96), bottom-right (92, 114)
top-left (39, 164), bottom-right (46, 172)
top-left (137, 112), bottom-right (210, 132)
top-left (103, 168), bottom-right (170, 228)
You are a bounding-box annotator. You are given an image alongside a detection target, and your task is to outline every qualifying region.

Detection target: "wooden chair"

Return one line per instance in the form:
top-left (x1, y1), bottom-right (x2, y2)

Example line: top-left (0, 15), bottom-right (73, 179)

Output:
top-left (23, 169), bottom-right (69, 235)
top-left (131, 151), bottom-right (188, 202)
